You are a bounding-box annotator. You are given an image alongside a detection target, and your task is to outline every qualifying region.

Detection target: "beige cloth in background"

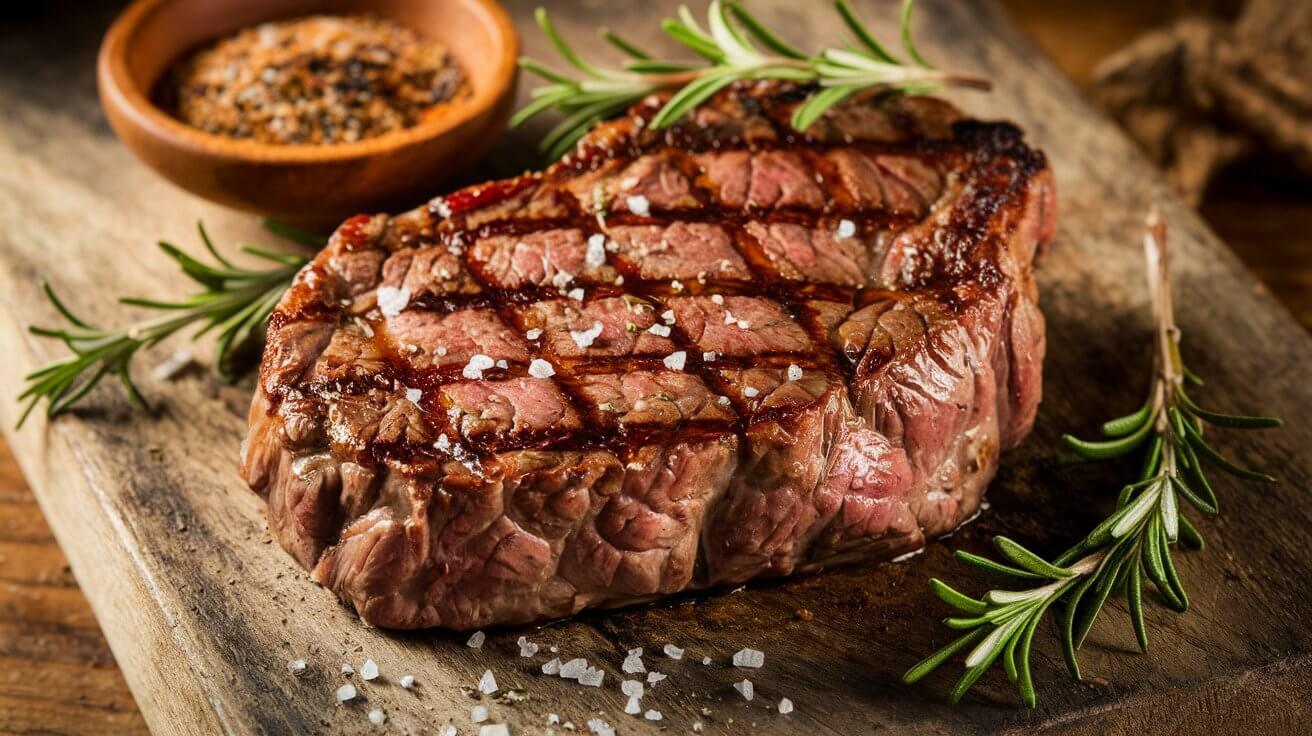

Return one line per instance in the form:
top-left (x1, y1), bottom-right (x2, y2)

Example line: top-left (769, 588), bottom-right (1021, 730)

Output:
top-left (1092, 0), bottom-right (1311, 204)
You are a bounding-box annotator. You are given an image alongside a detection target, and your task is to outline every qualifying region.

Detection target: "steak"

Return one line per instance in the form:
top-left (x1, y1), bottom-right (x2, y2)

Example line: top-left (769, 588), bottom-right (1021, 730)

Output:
top-left (240, 82), bottom-right (1055, 630)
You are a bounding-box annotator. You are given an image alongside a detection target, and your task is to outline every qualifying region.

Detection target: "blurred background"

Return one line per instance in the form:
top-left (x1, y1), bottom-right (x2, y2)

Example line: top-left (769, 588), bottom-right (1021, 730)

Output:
top-left (0, 0), bottom-right (1308, 732)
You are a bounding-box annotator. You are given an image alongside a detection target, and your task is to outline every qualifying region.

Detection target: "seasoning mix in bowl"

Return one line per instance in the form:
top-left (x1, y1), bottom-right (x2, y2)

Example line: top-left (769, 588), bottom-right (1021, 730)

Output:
top-left (163, 15), bottom-right (465, 145)
top-left (97, 0), bottom-right (518, 225)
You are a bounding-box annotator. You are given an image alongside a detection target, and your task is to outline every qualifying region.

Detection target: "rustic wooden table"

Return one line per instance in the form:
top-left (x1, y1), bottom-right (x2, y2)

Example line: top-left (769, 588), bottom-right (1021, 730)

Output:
top-left (1, 1), bottom-right (1308, 734)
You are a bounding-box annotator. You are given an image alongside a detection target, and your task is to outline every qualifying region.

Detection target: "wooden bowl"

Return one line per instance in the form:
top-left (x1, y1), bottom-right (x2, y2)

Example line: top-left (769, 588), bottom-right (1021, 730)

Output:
top-left (97, 0), bottom-right (519, 226)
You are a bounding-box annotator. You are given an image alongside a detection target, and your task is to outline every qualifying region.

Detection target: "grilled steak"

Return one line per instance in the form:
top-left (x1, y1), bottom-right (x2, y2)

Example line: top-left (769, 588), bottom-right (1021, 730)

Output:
top-left (240, 83), bottom-right (1055, 630)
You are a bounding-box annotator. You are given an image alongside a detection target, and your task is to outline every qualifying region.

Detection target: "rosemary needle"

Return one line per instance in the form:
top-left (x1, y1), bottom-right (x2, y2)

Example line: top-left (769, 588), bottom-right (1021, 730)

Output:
top-left (903, 210), bottom-right (1282, 707)
top-left (16, 221), bottom-right (319, 427)
top-left (514, 0), bottom-right (991, 161)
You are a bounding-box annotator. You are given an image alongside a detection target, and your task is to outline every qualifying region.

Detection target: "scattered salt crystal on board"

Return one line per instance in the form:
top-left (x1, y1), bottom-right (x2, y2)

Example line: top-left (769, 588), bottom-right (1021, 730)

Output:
top-left (734, 679), bottom-right (755, 701)
top-left (399, 674), bottom-right (415, 689)
top-left (578, 667), bottom-right (605, 687)
top-left (336, 683), bottom-right (357, 703)
top-left (622, 652), bottom-right (646, 674)
top-left (647, 671), bottom-right (666, 684)
top-left (368, 708), bottom-right (385, 725)
top-left (663, 644), bottom-right (684, 660)
top-left (644, 709), bottom-right (663, 721)
top-left (478, 669), bottom-right (498, 694)
top-left (360, 658), bottom-right (379, 681)
top-left (287, 659), bottom-right (307, 675)
top-left (733, 648), bottom-right (765, 668)
top-left (467, 631), bottom-right (486, 648)
top-left (472, 705), bottom-right (489, 723)
top-left (625, 695), bottom-right (642, 714)
top-left (541, 658), bottom-right (561, 675)
top-left (779, 697), bottom-right (794, 714)
top-left (621, 679), bottom-right (644, 697)
top-left (559, 658), bottom-right (588, 679)
top-left (479, 725), bottom-right (510, 736)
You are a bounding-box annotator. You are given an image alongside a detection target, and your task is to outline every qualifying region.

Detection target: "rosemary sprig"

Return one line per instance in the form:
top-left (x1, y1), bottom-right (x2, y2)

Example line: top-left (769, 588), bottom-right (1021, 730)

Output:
top-left (903, 211), bottom-right (1282, 707)
top-left (514, 0), bottom-right (990, 161)
top-left (16, 221), bottom-right (320, 427)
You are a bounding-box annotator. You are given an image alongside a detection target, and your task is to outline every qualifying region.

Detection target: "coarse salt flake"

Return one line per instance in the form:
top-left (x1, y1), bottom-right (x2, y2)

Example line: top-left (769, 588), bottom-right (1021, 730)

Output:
top-left (551, 270), bottom-right (574, 290)
top-left (478, 669), bottom-right (498, 694)
top-left (467, 631), bottom-right (486, 648)
top-left (663, 644), bottom-right (684, 660)
top-left (547, 713), bottom-right (560, 725)
top-left (559, 658), bottom-right (588, 680)
top-left (480, 726), bottom-right (510, 736)
top-left (661, 309), bottom-right (675, 324)
top-left (625, 695), bottom-right (642, 715)
top-left (648, 323), bottom-right (671, 337)
top-left (440, 727), bottom-right (457, 736)
top-left (368, 708), bottom-right (386, 725)
top-left (435, 434), bottom-right (451, 452)
top-left (647, 671), bottom-right (667, 684)
top-left (567, 287), bottom-right (585, 301)
top-left (376, 286), bottom-right (411, 317)
top-left (644, 710), bottom-right (663, 721)
top-left (527, 356), bottom-right (553, 377)
top-left (625, 195), bottom-right (650, 216)
top-left (586, 234), bottom-right (607, 268)
top-left (733, 648), bottom-right (765, 668)
top-left (787, 364), bottom-right (803, 381)
top-left (578, 667), bottom-right (605, 687)
top-left (463, 355), bottom-right (495, 380)
top-left (622, 653), bottom-right (646, 674)
top-left (587, 718), bottom-right (615, 736)
top-left (570, 321), bottom-right (603, 349)
top-left (360, 658), bottom-right (379, 681)
top-left (723, 310), bottom-right (737, 325)
top-left (779, 697), bottom-right (794, 714)
top-left (471, 705), bottom-right (489, 723)
top-left (405, 387), bottom-right (422, 403)
top-left (711, 294), bottom-right (724, 304)
top-left (663, 351), bottom-right (687, 371)
top-left (703, 351), bottom-right (717, 362)
top-left (287, 659), bottom-right (307, 675)
top-left (717, 396), bottom-right (731, 406)
top-left (744, 386), bottom-right (759, 398)
top-left (399, 674), bottom-right (415, 689)
top-left (702, 656), bottom-right (712, 665)
top-left (518, 635), bottom-right (540, 657)
top-left (340, 663), bottom-right (354, 676)
top-left (622, 680), bottom-right (644, 698)
top-left (736, 319), bottom-right (750, 329)
top-left (336, 683), bottom-right (357, 703)
top-left (526, 327), bottom-right (543, 340)
top-left (541, 658), bottom-right (561, 675)
top-left (837, 219), bottom-right (857, 239)
top-left (734, 679), bottom-right (755, 701)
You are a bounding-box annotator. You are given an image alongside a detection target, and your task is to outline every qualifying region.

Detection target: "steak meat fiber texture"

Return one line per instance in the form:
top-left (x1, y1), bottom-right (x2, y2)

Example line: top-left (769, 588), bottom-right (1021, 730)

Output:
top-left (240, 83), bottom-right (1056, 630)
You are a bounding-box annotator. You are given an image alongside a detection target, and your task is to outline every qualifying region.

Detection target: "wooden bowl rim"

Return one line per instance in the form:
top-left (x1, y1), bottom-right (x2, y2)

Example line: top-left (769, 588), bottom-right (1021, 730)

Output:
top-left (96, 0), bottom-right (520, 164)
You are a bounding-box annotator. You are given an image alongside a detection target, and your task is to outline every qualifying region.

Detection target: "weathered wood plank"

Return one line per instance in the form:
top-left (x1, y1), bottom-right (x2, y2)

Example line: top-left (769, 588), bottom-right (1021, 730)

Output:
top-left (1, 1), bottom-right (1310, 734)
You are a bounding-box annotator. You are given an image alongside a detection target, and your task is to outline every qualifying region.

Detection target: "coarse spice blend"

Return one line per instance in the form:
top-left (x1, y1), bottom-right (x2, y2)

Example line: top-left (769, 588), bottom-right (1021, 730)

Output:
top-left (163, 15), bottom-right (465, 145)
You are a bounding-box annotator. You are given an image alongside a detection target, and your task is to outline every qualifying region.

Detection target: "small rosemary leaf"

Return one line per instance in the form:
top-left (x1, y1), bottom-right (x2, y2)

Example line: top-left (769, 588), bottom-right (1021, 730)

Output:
top-left (1110, 480), bottom-right (1161, 538)
top-left (48, 363), bottom-right (110, 417)
top-left (536, 8), bottom-right (611, 80)
top-left (928, 579), bottom-right (988, 615)
top-left (40, 282), bottom-right (93, 329)
top-left (1016, 597), bottom-right (1055, 708)
top-left (1074, 552), bottom-right (1126, 649)
top-left (599, 28), bottom-right (652, 59)
top-left (238, 245), bottom-right (308, 267)
top-left (1157, 525), bottom-right (1189, 611)
top-left (1170, 475), bottom-right (1217, 516)
top-left (197, 222), bottom-right (234, 269)
top-left (1138, 434), bottom-right (1164, 481)
top-left (943, 614), bottom-right (989, 630)
top-left (650, 70), bottom-right (738, 129)
top-left (1141, 520), bottom-right (1185, 612)
top-left (1003, 629), bottom-right (1020, 684)
top-left (1061, 416), bottom-right (1153, 460)
top-left (118, 368), bottom-right (148, 411)
top-left (898, 0), bottom-right (933, 69)
top-left (1128, 562), bottom-right (1149, 653)
top-left (707, 0), bottom-right (757, 64)
top-left (993, 537), bottom-right (1075, 579)
top-left (157, 242), bottom-right (227, 289)
top-left (1160, 479), bottom-right (1180, 541)
top-left (835, 0), bottom-right (900, 63)
top-left (1176, 386), bottom-right (1282, 429)
top-left (261, 219), bottom-right (328, 248)
top-left (1183, 421), bottom-right (1277, 483)
top-left (509, 89), bottom-right (570, 129)
top-left (1060, 575), bottom-right (1097, 680)
top-left (791, 85), bottom-right (859, 131)
top-left (661, 19), bottom-right (725, 62)
top-left (954, 550), bottom-right (1044, 580)
top-left (901, 628), bottom-right (988, 685)
top-left (725, 2), bottom-right (807, 59)
top-left (1178, 514), bottom-right (1205, 550)
top-left (517, 59), bottom-right (577, 86)
top-left (623, 60), bottom-right (702, 74)
top-left (950, 636), bottom-right (1009, 704)
top-left (1183, 365), bottom-right (1205, 386)
top-left (1100, 398), bottom-right (1154, 437)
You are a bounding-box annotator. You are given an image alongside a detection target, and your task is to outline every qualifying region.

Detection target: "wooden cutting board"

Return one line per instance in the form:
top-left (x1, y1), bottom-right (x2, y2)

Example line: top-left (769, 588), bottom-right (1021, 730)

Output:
top-left (2, 1), bottom-right (1310, 734)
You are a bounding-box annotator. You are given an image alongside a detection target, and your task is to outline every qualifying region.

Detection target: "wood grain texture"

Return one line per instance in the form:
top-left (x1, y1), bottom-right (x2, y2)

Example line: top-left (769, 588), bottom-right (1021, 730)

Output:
top-left (1, 1), bottom-right (1311, 734)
